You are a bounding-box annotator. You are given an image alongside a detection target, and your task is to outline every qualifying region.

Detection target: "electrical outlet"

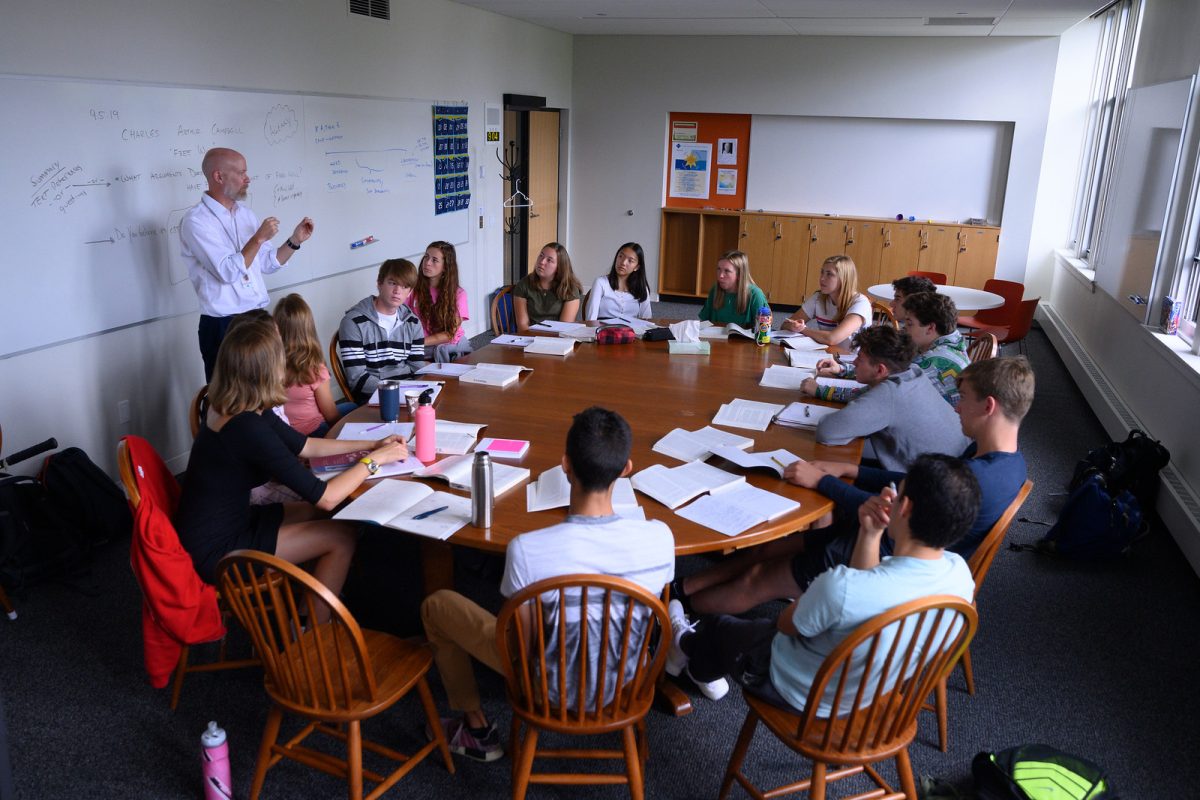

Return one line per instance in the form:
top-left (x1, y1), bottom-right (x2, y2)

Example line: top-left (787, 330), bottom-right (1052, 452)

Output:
top-left (117, 399), bottom-right (131, 424)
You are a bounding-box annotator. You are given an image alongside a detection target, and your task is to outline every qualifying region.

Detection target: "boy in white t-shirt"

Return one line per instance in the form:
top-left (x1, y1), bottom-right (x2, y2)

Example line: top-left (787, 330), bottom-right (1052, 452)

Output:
top-left (336, 258), bottom-right (426, 404)
top-left (420, 407), bottom-right (675, 763)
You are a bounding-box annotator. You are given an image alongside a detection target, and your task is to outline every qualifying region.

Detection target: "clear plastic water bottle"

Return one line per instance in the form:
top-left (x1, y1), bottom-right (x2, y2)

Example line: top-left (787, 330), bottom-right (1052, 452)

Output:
top-left (471, 451), bottom-right (494, 528)
top-left (755, 305), bottom-right (772, 346)
top-left (200, 721), bottom-right (233, 800)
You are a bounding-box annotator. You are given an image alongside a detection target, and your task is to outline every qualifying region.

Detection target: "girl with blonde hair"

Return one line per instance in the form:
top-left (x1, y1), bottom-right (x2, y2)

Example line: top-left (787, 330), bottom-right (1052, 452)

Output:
top-left (782, 254), bottom-right (871, 347)
top-left (698, 250), bottom-right (768, 329)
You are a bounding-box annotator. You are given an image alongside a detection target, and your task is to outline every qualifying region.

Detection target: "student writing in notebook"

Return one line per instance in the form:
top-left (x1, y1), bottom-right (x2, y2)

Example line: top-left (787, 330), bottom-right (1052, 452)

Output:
top-left (407, 241), bottom-right (472, 362)
top-left (584, 242), bottom-right (653, 321)
top-left (420, 407), bottom-right (674, 762)
top-left (698, 250), bottom-right (768, 329)
top-left (780, 255), bottom-right (871, 348)
top-left (512, 242), bottom-right (583, 332)
top-left (337, 259), bottom-right (426, 405)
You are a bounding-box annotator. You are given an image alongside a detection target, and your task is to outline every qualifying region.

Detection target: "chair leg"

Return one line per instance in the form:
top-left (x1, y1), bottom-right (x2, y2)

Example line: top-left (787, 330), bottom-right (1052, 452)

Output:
top-left (935, 677), bottom-right (948, 752)
top-left (0, 584), bottom-right (16, 620)
top-left (415, 677), bottom-right (455, 773)
top-left (896, 749), bottom-right (918, 800)
top-left (170, 646), bottom-right (190, 711)
top-left (511, 727), bottom-right (538, 800)
top-left (249, 705), bottom-right (283, 800)
top-left (961, 646), bottom-right (975, 695)
top-left (622, 725), bottom-right (645, 800)
top-left (347, 720), bottom-right (362, 800)
top-left (810, 761), bottom-right (827, 800)
top-left (719, 710), bottom-right (759, 800)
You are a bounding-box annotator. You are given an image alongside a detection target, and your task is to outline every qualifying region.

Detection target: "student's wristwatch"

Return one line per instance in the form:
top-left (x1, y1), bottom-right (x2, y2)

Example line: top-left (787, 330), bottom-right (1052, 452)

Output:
top-left (358, 457), bottom-right (379, 476)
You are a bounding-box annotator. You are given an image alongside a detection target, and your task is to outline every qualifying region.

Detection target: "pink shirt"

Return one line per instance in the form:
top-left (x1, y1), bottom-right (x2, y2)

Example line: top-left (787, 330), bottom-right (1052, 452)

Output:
top-left (406, 286), bottom-right (469, 344)
top-left (283, 363), bottom-right (329, 436)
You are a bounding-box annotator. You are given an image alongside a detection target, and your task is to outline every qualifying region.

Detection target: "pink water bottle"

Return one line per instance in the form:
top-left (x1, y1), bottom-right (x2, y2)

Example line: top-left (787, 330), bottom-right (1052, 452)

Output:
top-left (201, 720), bottom-right (233, 800)
top-left (414, 388), bottom-right (437, 463)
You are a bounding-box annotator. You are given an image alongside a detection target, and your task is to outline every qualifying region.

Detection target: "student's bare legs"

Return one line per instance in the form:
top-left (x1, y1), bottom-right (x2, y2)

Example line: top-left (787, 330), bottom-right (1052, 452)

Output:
top-left (275, 502), bottom-right (358, 623)
top-left (688, 558), bottom-right (801, 616)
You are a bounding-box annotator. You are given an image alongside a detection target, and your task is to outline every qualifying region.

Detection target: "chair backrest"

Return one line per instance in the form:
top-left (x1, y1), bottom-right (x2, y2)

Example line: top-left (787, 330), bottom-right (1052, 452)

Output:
top-left (490, 285), bottom-right (517, 335)
top-left (966, 332), bottom-right (999, 363)
top-left (968, 480), bottom-right (1033, 591)
top-left (871, 301), bottom-right (898, 329)
top-left (495, 573), bottom-right (669, 732)
top-left (189, 385), bottom-right (209, 439)
top-left (907, 270), bottom-right (947, 285)
top-left (793, 595), bottom-right (977, 757)
top-left (972, 279), bottom-right (1026, 327)
top-left (118, 435), bottom-right (181, 515)
top-left (998, 298), bottom-right (1040, 344)
top-left (328, 331), bottom-right (354, 402)
top-left (217, 550), bottom-right (380, 714)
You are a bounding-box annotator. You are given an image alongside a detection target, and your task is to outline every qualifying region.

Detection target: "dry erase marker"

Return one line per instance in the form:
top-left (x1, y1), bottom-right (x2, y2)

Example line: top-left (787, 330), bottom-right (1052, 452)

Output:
top-left (413, 505), bottom-right (448, 520)
top-left (350, 235), bottom-right (379, 249)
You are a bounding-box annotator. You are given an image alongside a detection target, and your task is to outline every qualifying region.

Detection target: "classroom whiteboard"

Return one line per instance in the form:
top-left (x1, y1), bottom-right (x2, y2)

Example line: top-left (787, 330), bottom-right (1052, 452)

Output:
top-left (3, 75), bottom-right (468, 357)
top-left (746, 115), bottom-right (1012, 223)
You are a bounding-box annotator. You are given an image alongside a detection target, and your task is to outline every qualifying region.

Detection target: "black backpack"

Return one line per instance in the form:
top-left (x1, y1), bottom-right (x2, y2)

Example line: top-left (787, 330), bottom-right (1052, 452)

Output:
top-left (0, 474), bottom-right (92, 594)
top-left (1069, 429), bottom-right (1169, 510)
top-left (973, 744), bottom-right (1115, 799)
top-left (40, 447), bottom-right (132, 547)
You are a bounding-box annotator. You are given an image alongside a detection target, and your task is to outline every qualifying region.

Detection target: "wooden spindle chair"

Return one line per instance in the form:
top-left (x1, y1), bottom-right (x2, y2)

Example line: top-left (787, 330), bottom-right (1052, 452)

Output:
top-left (966, 332), bottom-right (999, 363)
top-left (491, 285), bottom-right (517, 335)
top-left (872, 301), bottom-right (899, 329)
top-left (189, 385), bottom-right (209, 438)
top-left (328, 331), bottom-right (355, 403)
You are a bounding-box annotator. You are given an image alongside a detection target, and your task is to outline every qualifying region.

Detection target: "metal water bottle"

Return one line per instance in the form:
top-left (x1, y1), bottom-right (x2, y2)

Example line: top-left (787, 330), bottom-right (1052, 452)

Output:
top-left (200, 720), bottom-right (233, 800)
top-left (755, 305), bottom-right (772, 346)
top-left (471, 451), bottom-right (494, 528)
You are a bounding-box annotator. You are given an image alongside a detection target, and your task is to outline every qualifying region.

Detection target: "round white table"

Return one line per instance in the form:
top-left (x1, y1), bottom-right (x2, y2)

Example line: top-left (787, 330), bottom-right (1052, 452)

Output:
top-left (867, 283), bottom-right (1005, 310)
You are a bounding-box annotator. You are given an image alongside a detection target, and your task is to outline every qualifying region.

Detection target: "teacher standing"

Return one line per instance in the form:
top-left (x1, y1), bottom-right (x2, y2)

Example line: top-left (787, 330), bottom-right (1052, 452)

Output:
top-left (180, 147), bottom-right (315, 380)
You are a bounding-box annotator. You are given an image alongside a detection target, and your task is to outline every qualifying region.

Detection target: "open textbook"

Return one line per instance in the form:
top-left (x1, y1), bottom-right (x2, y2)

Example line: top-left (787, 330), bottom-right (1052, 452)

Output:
top-left (709, 446), bottom-right (800, 478)
top-left (711, 399), bottom-right (787, 432)
top-left (631, 461), bottom-right (743, 510)
top-left (526, 466), bottom-right (642, 518)
top-left (774, 402), bottom-right (839, 430)
top-left (784, 349), bottom-right (829, 369)
top-left (530, 320), bottom-right (587, 335)
top-left (332, 480), bottom-right (471, 541)
top-left (652, 426), bottom-right (754, 463)
top-left (458, 363), bottom-right (533, 388)
top-left (699, 322), bottom-right (756, 340)
top-left (416, 454), bottom-right (530, 496)
top-left (781, 336), bottom-right (829, 352)
top-left (759, 365), bottom-right (815, 391)
top-left (675, 482), bottom-right (800, 537)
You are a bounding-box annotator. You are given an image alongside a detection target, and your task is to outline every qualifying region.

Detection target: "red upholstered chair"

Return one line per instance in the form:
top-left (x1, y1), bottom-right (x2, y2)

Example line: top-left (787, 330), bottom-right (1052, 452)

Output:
top-left (907, 270), bottom-right (947, 285)
top-left (958, 279), bottom-right (1025, 330)
top-left (118, 435), bottom-right (257, 709)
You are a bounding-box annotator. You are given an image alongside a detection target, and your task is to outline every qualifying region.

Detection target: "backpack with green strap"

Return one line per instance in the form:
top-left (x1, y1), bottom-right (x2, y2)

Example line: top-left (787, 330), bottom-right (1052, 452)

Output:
top-left (972, 745), bottom-right (1115, 799)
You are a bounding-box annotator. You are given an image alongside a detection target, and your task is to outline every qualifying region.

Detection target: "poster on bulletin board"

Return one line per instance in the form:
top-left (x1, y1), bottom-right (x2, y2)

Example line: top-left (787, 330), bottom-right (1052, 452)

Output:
top-left (664, 112), bottom-right (750, 210)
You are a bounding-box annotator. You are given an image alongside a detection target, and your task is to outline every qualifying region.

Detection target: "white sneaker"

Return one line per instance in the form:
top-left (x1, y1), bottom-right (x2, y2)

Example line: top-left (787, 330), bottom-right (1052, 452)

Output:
top-left (666, 600), bottom-right (731, 701)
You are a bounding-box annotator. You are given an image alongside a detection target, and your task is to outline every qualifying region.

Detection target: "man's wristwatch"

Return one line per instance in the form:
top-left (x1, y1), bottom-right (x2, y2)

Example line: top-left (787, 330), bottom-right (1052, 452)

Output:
top-left (285, 238), bottom-right (301, 250)
top-left (358, 457), bottom-right (379, 476)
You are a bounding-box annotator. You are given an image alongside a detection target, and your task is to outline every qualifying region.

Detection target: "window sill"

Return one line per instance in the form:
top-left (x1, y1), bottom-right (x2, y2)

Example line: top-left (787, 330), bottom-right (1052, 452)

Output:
top-left (1054, 248), bottom-right (1096, 291)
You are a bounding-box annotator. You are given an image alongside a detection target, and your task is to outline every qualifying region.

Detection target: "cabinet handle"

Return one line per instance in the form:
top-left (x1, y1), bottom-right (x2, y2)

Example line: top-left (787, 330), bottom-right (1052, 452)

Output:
top-left (920, 230), bottom-right (928, 250)
top-left (883, 227), bottom-right (891, 248)
top-left (959, 232), bottom-right (968, 253)
top-left (775, 221), bottom-right (782, 240)
top-left (845, 224), bottom-right (855, 246)
top-left (809, 223), bottom-right (817, 242)
top-left (530, 212), bottom-right (540, 218)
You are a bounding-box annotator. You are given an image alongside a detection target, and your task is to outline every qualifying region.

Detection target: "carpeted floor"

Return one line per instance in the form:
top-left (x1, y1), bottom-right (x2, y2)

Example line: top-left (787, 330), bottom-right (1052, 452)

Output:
top-left (1, 311), bottom-right (1196, 799)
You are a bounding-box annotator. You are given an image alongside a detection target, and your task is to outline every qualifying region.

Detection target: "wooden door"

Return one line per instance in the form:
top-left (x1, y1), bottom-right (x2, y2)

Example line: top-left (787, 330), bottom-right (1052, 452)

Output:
top-left (804, 218), bottom-right (850, 297)
top-left (739, 214), bottom-right (779, 300)
top-left (844, 220), bottom-right (885, 290)
top-left (877, 222), bottom-right (923, 284)
top-left (772, 216), bottom-right (811, 306)
top-left (917, 225), bottom-right (960, 276)
top-left (526, 110), bottom-right (560, 264)
top-left (953, 227), bottom-right (1000, 289)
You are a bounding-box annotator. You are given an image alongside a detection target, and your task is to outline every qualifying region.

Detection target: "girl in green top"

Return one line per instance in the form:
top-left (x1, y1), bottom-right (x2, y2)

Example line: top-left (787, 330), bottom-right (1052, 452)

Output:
top-left (698, 249), bottom-right (768, 329)
top-left (513, 242), bottom-right (584, 332)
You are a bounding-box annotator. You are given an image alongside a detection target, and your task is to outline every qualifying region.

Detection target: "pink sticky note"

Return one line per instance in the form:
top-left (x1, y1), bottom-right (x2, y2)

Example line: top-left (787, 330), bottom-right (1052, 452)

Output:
top-left (487, 439), bottom-right (526, 453)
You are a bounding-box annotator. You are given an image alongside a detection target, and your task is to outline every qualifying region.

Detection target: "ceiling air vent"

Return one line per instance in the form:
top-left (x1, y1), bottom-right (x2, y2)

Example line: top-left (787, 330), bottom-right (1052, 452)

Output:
top-left (349, 0), bottom-right (390, 21)
top-left (925, 17), bottom-right (996, 26)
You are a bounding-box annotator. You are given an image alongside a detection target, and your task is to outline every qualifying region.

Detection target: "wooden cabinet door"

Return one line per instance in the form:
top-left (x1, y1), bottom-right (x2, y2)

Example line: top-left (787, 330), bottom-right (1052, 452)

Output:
top-left (843, 220), bottom-right (885, 291)
top-left (739, 214), bottom-right (779, 300)
top-left (878, 223), bottom-right (923, 284)
top-left (917, 225), bottom-right (960, 276)
top-left (772, 216), bottom-right (810, 305)
top-left (953, 227), bottom-right (1000, 289)
top-left (658, 211), bottom-right (701, 295)
top-left (804, 218), bottom-right (848, 297)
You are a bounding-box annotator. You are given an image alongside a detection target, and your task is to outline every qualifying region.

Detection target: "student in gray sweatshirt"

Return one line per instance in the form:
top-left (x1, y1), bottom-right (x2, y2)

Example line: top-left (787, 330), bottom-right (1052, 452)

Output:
top-left (815, 325), bottom-right (969, 471)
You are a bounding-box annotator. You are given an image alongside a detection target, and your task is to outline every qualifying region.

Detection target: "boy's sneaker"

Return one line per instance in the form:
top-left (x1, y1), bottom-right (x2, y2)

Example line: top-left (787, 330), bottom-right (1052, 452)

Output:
top-left (434, 716), bottom-right (503, 762)
top-left (666, 600), bottom-right (731, 702)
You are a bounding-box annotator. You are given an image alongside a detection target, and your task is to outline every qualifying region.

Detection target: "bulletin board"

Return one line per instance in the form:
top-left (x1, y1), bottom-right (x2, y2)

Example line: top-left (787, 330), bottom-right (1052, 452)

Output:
top-left (663, 112), bottom-right (750, 210)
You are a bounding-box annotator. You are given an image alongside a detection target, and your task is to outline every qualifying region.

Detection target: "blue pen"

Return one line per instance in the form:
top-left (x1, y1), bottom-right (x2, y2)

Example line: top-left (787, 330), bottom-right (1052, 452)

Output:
top-left (413, 505), bottom-right (449, 520)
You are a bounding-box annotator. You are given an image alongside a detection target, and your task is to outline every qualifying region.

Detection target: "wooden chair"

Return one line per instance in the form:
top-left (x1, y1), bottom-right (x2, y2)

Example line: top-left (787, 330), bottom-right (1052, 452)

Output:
top-left (928, 480), bottom-right (1033, 751)
top-left (965, 332), bottom-right (999, 363)
top-left (216, 550), bottom-right (454, 800)
top-left (496, 574), bottom-right (670, 800)
top-left (720, 595), bottom-right (976, 800)
top-left (906, 270), bottom-right (947, 285)
top-left (957, 278), bottom-right (1025, 330)
top-left (328, 331), bottom-right (354, 402)
top-left (871, 301), bottom-right (898, 329)
top-left (490, 285), bottom-right (517, 335)
top-left (189, 385), bottom-right (208, 439)
top-left (971, 298), bottom-right (1040, 355)
top-left (118, 436), bottom-right (258, 710)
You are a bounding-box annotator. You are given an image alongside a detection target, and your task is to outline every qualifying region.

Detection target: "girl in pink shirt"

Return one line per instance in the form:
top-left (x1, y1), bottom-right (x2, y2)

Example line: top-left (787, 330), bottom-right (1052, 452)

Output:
top-left (408, 240), bottom-right (473, 362)
top-left (274, 293), bottom-right (349, 437)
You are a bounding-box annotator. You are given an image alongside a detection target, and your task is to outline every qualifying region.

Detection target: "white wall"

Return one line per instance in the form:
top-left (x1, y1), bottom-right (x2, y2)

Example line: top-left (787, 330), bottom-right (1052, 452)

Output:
top-left (568, 34), bottom-right (1062, 292)
top-left (0, 1), bottom-right (571, 474)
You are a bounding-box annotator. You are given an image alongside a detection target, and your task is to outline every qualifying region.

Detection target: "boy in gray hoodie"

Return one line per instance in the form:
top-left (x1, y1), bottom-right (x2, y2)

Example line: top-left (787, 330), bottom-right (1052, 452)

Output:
top-left (337, 259), bottom-right (426, 404)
